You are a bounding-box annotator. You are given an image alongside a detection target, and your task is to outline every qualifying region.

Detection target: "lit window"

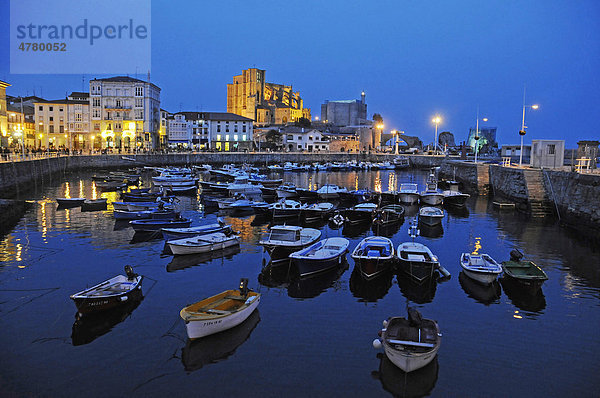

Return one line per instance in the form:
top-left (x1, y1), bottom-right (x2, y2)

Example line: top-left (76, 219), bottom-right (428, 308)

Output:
top-left (216, 134), bottom-right (221, 141)
top-left (242, 134), bottom-right (247, 141)
top-left (234, 134), bottom-right (238, 141)
top-left (225, 135), bottom-right (230, 141)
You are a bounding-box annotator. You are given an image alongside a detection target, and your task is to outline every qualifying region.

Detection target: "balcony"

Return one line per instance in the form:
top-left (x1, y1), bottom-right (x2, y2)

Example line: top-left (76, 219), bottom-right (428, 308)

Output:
top-left (104, 105), bottom-right (132, 110)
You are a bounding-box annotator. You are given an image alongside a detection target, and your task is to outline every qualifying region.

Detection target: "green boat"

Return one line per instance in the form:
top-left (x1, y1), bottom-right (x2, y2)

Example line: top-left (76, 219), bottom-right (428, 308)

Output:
top-left (501, 250), bottom-right (548, 290)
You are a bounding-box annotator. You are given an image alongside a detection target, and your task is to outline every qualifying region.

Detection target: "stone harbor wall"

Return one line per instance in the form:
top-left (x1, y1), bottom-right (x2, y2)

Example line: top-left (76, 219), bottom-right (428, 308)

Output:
top-left (439, 160), bottom-right (490, 194)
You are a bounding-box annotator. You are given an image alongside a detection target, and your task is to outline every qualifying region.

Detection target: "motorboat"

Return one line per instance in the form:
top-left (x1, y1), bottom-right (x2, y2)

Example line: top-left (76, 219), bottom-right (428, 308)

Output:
top-left (180, 278), bottom-right (260, 339)
top-left (270, 199), bottom-right (306, 220)
top-left (501, 249), bottom-right (548, 291)
top-left (161, 220), bottom-right (232, 241)
top-left (442, 181), bottom-right (470, 207)
top-left (345, 203), bottom-right (378, 225)
top-left (56, 198), bottom-right (86, 207)
top-left (301, 202), bottom-right (335, 223)
top-left (373, 205), bottom-right (405, 228)
top-left (130, 217), bottom-right (192, 232)
top-left (459, 253), bottom-right (503, 285)
top-left (296, 187), bottom-right (319, 202)
top-left (380, 190), bottom-right (399, 204)
top-left (95, 180), bottom-right (127, 191)
top-left (81, 198), bottom-right (108, 211)
top-left (276, 183), bottom-right (299, 199)
top-left (316, 184), bottom-right (347, 199)
top-left (258, 225), bottom-right (321, 263)
top-left (418, 207), bottom-right (444, 226)
top-left (398, 183), bottom-right (419, 205)
top-left (393, 156), bottom-right (410, 169)
top-left (397, 241), bottom-right (440, 283)
top-left (289, 237), bottom-right (350, 277)
top-left (339, 189), bottom-right (378, 205)
top-left (70, 265), bottom-right (143, 317)
top-left (419, 173), bottom-right (444, 206)
top-left (351, 236), bottom-right (395, 279)
top-left (168, 232), bottom-right (240, 256)
top-left (373, 308), bottom-right (441, 372)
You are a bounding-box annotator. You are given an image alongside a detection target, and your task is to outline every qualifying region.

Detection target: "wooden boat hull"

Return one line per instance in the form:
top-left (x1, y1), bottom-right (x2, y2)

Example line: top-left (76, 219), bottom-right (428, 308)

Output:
top-left (502, 260), bottom-right (548, 290)
top-left (272, 208), bottom-right (301, 219)
top-left (181, 292), bottom-right (260, 339)
top-left (81, 199), bottom-right (108, 211)
top-left (382, 316), bottom-right (441, 373)
top-left (418, 214), bottom-right (443, 226)
top-left (70, 275), bottom-right (143, 316)
top-left (351, 236), bottom-right (395, 279)
top-left (462, 268), bottom-right (500, 285)
top-left (161, 224), bottom-right (231, 242)
top-left (443, 193), bottom-right (469, 207)
top-left (130, 219), bottom-right (192, 232)
top-left (168, 235), bottom-right (240, 256)
top-left (56, 198), bottom-right (86, 207)
top-left (460, 254), bottom-right (502, 285)
top-left (290, 238), bottom-right (349, 277)
top-left (345, 210), bottom-right (376, 225)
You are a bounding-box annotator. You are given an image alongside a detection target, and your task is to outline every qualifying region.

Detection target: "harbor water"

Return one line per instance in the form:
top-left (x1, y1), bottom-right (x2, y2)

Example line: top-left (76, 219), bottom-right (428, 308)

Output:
top-left (1, 169), bottom-right (599, 397)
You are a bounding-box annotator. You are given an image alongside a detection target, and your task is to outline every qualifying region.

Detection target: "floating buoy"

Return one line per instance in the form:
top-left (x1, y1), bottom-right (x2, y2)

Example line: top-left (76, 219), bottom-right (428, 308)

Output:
top-left (382, 319), bottom-right (389, 328)
top-left (372, 339), bottom-right (382, 349)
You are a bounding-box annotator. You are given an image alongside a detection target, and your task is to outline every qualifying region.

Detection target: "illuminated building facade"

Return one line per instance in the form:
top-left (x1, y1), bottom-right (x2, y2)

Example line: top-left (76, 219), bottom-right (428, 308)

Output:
top-left (89, 76), bottom-right (161, 150)
top-left (227, 67), bottom-right (310, 126)
top-left (7, 102), bottom-right (35, 148)
top-left (34, 98), bottom-right (89, 150)
top-left (0, 80), bottom-right (9, 147)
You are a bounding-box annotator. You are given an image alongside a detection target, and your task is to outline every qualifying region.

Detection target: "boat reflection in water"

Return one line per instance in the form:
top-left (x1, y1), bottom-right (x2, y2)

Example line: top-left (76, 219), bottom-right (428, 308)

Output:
top-left (459, 271), bottom-right (501, 305)
top-left (445, 205), bottom-right (470, 219)
top-left (167, 245), bottom-right (241, 272)
top-left (402, 204), bottom-right (420, 219)
top-left (258, 261), bottom-right (348, 299)
top-left (181, 309), bottom-right (260, 372)
top-left (71, 289), bottom-right (143, 346)
top-left (130, 230), bottom-right (163, 244)
top-left (396, 274), bottom-right (438, 304)
top-left (349, 267), bottom-right (393, 302)
top-left (342, 222), bottom-right (372, 239)
top-left (371, 353), bottom-right (439, 398)
top-left (417, 222), bottom-right (444, 239)
top-left (371, 222), bottom-right (402, 238)
top-left (113, 220), bottom-right (131, 231)
top-left (500, 276), bottom-right (547, 313)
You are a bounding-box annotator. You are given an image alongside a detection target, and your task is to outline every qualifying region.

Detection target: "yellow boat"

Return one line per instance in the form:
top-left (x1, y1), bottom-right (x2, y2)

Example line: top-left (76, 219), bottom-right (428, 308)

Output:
top-left (180, 279), bottom-right (260, 339)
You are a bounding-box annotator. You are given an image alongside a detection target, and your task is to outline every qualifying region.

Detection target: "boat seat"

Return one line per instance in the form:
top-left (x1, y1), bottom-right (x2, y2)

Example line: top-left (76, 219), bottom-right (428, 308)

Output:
top-left (205, 309), bottom-right (231, 315)
top-left (388, 339), bottom-right (435, 348)
top-left (367, 249), bottom-right (380, 257)
top-left (225, 295), bottom-right (247, 301)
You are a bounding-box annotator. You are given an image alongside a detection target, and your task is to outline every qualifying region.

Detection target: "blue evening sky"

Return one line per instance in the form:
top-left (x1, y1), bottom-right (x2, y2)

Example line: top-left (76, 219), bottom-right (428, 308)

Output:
top-left (1, 0), bottom-right (599, 147)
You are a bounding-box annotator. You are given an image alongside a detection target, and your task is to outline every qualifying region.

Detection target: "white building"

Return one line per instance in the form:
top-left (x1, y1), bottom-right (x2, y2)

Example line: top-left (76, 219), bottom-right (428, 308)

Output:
top-left (282, 127), bottom-right (329, 152)
top-left (89, 76), bottom-right (161, 150)
top-left (205, 112), bottom-right (253, 151)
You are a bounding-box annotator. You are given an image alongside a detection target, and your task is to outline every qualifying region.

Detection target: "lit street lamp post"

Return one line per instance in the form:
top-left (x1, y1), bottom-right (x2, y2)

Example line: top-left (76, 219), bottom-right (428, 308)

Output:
top-left (474, 107), bottom-right (488, 164)
top-left (431, 116), bottom-right (441, 154)
top-left (519, 87), bottom-right (539, 167)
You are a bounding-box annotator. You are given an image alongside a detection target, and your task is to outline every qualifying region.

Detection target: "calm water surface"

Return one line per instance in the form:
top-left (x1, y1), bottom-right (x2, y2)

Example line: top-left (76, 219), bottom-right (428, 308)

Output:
top-left (1, 169), bottom-right (599, 397)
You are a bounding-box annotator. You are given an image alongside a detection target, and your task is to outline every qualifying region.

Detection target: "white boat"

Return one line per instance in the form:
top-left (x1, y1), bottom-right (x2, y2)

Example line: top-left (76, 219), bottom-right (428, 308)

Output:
top-left (398, 183), bottom-right (419, 205)
top-left (373, 308), bottom-right (442, 372)
top-left (316, 184), bottom-right (348, 199)
top-left (397, 241), bottom-right (440, 283)
top-left (419, 173), bottom-right (444, 206)
top-left (418, 207), bottom-right (444, 226)
top-left (258, 225), bottom-right (321, 263)
top-left (393, 156), bottom-right (410, 169)
top-left (351, 236), bottom-right (395, 279)
top-left (227, 177), bottom-right (263, 196)
top-left (442, 181), bottom-right (470, 207)
top-left (168, 232), bottom-right (240, 256)
top-left (161, 220), bottom-right (232, 241)
top-left (460, 253), bottom-right (503, 285)
top-left (289, 237), bottom-right (350, 277)
top-left (180, 279), bottom-right (260, 339)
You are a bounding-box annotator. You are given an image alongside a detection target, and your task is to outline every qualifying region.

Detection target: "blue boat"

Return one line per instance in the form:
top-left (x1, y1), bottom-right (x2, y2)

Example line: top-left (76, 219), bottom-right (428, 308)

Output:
top-left (130, 217), bottom-right (192, 232)
top-left (289, 237), bottom-right (350, 277)
top-left (114, 209), bottom-right (179, 221)
top-left (161, 220), bottom-right (233, 241)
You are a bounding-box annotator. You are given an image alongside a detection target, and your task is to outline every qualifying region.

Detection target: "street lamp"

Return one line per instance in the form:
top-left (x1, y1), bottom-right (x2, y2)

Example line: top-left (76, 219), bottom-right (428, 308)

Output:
top-left (519, 87), bottom-right (539, 167)
top-left (13, 125), bottom-right (25, 161)
top-left (431, 116), bottom-right (441, 154)
top-left (474, 107), bottom-right (488, 164)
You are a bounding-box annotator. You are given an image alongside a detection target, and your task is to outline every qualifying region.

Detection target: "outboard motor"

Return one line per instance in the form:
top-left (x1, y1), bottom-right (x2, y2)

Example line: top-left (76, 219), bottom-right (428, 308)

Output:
top-left (408, 307), bottom-right (423, 327)
top-left (510, 249), bottom-right (524, 262)
top-left (124, 265), bottom-right (137, 280)
top-left (239, 278), bottom-right (249, 298)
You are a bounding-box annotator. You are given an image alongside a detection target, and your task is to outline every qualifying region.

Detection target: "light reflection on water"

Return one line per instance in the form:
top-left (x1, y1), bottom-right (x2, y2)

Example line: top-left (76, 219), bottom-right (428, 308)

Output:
top-left (0, 168), bottom-right (598, 397)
